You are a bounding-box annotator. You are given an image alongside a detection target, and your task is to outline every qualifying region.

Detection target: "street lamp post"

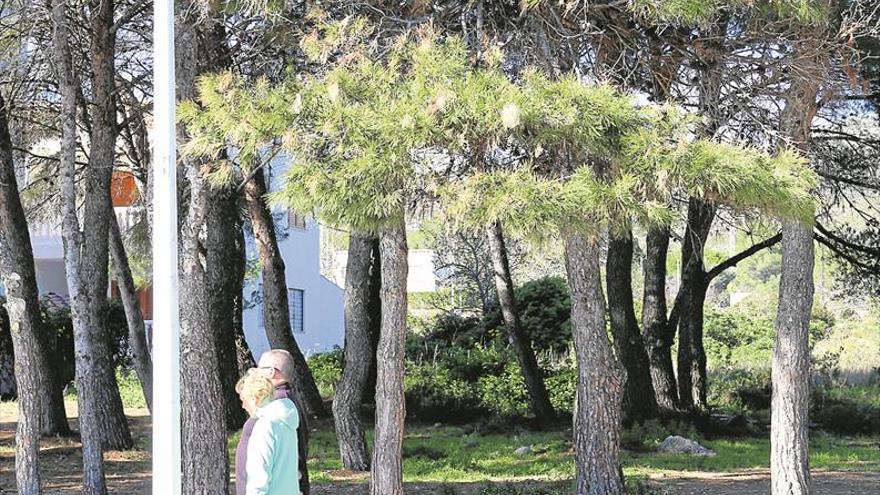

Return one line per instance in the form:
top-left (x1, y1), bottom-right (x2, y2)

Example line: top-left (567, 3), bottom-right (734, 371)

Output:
top-left (152, 0), bottom-right (181, 492)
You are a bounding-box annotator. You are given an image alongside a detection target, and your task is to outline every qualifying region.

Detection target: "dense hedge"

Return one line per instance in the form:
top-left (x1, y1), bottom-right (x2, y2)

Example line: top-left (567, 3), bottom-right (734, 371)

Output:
top-left (0, 297), bottom-right (131, 398)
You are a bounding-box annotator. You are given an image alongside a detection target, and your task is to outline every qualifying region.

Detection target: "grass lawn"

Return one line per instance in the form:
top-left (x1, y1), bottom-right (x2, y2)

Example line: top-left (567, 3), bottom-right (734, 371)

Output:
top-left (227, 422), bottom-right (880, 484)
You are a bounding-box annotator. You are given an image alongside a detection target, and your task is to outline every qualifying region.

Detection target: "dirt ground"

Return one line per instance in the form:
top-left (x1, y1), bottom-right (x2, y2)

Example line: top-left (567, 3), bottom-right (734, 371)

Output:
top-left (2, 404), bottom-right (878, 494)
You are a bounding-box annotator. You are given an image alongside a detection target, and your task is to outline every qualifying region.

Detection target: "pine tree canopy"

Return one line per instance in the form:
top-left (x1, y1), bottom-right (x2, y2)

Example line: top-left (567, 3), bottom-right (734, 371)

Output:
top-left (179, 29), bottom-right (816, 238)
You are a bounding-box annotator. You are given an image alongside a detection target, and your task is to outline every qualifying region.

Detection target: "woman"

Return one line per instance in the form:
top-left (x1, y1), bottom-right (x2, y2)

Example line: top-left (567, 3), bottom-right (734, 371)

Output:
top-left (236, 368), bottom-right (300, 495)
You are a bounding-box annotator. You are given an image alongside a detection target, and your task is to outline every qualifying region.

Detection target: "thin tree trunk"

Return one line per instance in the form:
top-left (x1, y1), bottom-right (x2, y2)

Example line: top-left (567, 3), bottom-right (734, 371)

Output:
top-left (176, 2), bottom-right (230, 492)
top-left (771, 46), bottom-right (823, 495)
top-left (83, 0), bottom-right (134, 450)
top-left (563, 231), bottom-right (625, 495)
top-left (333, 231), bottom-right (374, 471)
top-left (0, 93), bottom-right (43, 495)
top-left (52, 0), bottom-right (107, 490)
top-left (207, 186), bottom-right (248, 430)
top-left (486, 220), bottom-right (555, 420)
top-left (243, 168), bottom-right (325, 417)
top-left (232, 222), bottom-right (255, 377)
top-left (371, 221), bottom-right (408, 495)
top-left (641, 226), bottom-right (679, 411)
top-left (108, 214), bottom-right (153, 413)
top-left (365, 238), bottom-right (381, 403)
top-left (676, 199), bottom-right (715, 410)
top-left (606, 231), bottom-right (658, 421)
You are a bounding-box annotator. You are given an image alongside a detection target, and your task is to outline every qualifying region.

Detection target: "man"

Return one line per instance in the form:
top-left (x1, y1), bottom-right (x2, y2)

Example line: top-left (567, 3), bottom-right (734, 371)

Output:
top-left (235, 349), bottom-right (310, 495)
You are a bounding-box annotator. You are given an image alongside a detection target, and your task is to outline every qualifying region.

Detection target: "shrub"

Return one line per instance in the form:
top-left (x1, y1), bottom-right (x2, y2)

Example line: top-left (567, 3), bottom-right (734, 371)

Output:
top-left (812, 384), bottom-right (880, 434)
top-left (707, 366), bottom-right (772, 412)
top-left (482, 276), bottom-right (572, 353)
top-left (307, 348), bottom-right (344, 398)
top-left (0, 297), bottom-right (128, 398)
top-left (404, 362), bottom-right (481, 420)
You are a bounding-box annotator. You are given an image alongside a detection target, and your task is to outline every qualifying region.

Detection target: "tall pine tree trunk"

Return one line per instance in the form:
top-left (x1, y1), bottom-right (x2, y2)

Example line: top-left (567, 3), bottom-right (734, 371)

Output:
top-left (38, 340), bottom-right (71, 436)
top-left (176, 2), bottom-right (230, 492)
top-left (207, 185), bottom-right (249, 430)
top-left (772, 219), bottom-right (814, 495)
top-left (676, 199), bottom-right (715, 410)
top-left (84, 0), bottom-right (133, 450)
top-left (52, 0), bottom-right (107, 489)
top-left (563, 231), bottom-right (625, 495)
top-left (371, 221), bottom-right (408, 495)
top-left (333, 231), bottom-right (374, 471)
top-left (771, 46), bottom-right (823, 495)
top-left (243, 168), bottom-right (325, 417)
top-left (486, 220), bottom-right (555, 420)
top-left (641, 226), bottom-right (679, 411)
top-left (0, 93), bottom-right (43, 495)
top-left (108, 215), bottom-right (153, 413)
top-left (232, 225), bottom-right (255, 377)
top-left (606, 231), bottom-right (658, 421)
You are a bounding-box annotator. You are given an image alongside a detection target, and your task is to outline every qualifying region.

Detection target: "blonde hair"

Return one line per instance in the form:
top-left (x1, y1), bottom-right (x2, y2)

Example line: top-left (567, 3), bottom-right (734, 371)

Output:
top-left (236, 368), bottom-right (274, 406)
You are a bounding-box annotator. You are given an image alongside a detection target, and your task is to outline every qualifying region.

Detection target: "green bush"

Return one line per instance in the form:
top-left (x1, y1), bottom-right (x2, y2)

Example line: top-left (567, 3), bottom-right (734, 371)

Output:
top-left (482, 276), bottom-right (572, 353)
top-left (812, 384), bottom-right (880, 434)
top-left (307, 348), bottom-right (344, 398)
top-left (403, 277), bottom-right (578, 420)
top-left (707, 366), bottom-right (772, 412)
top-left (0, 297), bottom-right (128, 397)
top-left (404, 362), bottom-right (481, 420)
top-left (116, 370), bottom-right (147, 409)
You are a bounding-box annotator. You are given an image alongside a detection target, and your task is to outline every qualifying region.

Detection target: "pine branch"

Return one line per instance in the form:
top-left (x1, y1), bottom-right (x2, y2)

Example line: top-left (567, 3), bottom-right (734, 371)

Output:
top-left (705, 233), bottom-right (782, 282)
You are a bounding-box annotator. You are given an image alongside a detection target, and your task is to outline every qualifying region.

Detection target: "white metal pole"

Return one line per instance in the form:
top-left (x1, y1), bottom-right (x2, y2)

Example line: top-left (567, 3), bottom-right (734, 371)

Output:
top-left (152, 0), bottom-right (181, 491)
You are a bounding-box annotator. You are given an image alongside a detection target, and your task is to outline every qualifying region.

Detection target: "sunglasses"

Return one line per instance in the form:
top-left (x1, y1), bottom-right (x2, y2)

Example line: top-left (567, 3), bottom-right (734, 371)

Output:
top-left (258, 366), bottom-right (279, 375)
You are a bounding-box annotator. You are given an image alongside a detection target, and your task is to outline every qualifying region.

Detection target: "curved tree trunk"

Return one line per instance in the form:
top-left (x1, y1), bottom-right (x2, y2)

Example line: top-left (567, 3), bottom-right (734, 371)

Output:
top-left (243, 168), bottom-right (325, 418)
top-left (641, 226), bottom-right (679, 411)
top-left (0, 93), bottom-right (43, 495)
top-left (52, 0), bottom-right (107, 489)
top-left (232, 222), bottom-right (255, 377)
top-left (109, 214), bottom-right (153, 413)
top-left (486, 220), bottom-right (555, 420)
top-left (333, 231), bottom-right (374, 471)
top-left (676, 199), bottom-right (715, 410)
top-left (606, 231), bottom-right (658, 421)
top-left (207, 186), bottom-right (249, 430)
top-left (563, 232), bottom-right (625, 495)
top-left (371, 221), bottom-right (408, 495)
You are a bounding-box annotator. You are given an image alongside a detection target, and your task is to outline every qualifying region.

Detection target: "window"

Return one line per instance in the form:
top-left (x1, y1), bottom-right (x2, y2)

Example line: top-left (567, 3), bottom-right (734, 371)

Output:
top-left (287, 210), bottom-right (307, 230)
top-left (288, 289), bottom-right (304, 333)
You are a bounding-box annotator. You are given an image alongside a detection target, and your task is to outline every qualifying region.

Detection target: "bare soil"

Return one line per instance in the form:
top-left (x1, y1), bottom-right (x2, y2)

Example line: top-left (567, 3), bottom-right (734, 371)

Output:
top-left (2, 404), bottom-right (877, 494)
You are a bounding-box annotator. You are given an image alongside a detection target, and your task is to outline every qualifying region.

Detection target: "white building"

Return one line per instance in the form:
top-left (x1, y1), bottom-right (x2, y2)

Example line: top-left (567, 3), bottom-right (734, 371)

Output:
top-left (241, 210), bottom-right (346, 358)
top-left (330, 248), bottom-right (438, 293)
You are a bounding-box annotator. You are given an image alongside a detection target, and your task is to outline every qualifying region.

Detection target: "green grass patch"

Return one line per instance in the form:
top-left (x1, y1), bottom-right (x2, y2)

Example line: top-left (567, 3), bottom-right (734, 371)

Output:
top-left (228, 422), bottom-right (880, 484)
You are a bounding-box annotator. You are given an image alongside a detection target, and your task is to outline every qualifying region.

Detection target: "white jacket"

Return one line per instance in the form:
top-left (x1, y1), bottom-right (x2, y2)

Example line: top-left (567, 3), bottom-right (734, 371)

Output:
top-left (246, 398), bottom-right (301, 495)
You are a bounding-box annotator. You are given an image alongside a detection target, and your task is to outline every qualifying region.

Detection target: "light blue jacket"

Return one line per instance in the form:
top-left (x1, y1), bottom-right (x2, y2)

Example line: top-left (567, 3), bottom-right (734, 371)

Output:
top-left (246, 398), bottom-right (300, 495)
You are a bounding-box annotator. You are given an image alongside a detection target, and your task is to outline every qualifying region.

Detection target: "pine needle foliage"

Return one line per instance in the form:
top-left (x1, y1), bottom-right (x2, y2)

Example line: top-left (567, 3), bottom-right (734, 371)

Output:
top-left (628, 0), bottom-right (829, 26)
top-left (269, 31), bottom-right (475, 233)
top-left (179, 25), bottom-right (816, 240)
top-left (178, 73), bottom-right (299, 187)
